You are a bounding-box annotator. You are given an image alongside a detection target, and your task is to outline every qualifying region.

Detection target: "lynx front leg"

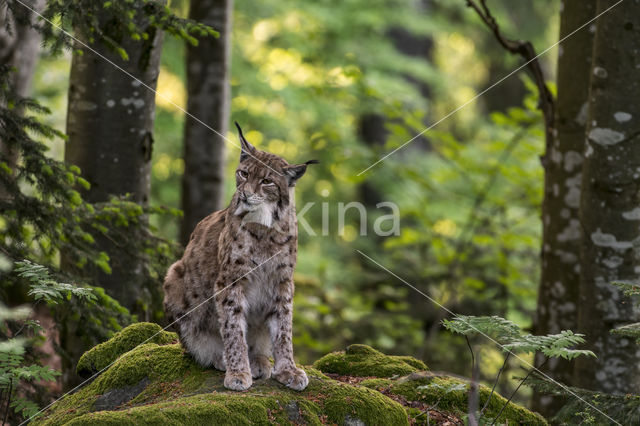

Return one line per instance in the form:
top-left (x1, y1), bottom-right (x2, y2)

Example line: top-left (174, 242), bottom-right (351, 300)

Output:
top-left (248, 323), bottom-right (272, 380)
top-left (268, 280), bottom-right (308, 391)
top-left (216, 277), bottom-right (252, 391)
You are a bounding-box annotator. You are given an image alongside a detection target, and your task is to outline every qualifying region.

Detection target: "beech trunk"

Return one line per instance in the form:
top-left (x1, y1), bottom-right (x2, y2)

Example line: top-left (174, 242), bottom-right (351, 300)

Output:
top-left (574, 0), bottom-right (640, 393)
top-left (180, 0), bottom-right (232, 245)
top-left (532, 0), bottom-right (596, 415)
top-left (64, 14), bottom-right (164, 312)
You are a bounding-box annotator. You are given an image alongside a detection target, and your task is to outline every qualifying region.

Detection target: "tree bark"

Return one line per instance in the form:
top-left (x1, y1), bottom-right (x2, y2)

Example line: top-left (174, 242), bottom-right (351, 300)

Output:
top-left (180, 0), bottom-right (232, 245)
top-left (574, 0), bottom-right (640, 393)
top-left (64, 12), bottom-right (164, 312)
top-left (531, 0), bottom-right (596, 415)
top-left (0, 0), bottom-right (45, 198)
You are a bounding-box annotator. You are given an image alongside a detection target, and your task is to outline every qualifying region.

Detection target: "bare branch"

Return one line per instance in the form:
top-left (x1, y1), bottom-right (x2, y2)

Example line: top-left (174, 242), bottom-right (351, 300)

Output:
top-left (466, 0), bottom-right (555, 163)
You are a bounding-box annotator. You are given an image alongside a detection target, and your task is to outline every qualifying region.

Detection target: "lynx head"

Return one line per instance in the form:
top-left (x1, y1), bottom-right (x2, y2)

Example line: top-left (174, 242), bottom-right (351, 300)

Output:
top-left (233, 122), bottom-right (317, 227)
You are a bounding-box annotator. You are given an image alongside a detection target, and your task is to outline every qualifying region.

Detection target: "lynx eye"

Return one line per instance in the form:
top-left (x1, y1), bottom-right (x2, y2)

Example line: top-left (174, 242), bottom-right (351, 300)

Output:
top-left (237, 170), bottom-right (248, 179)
top-left (261, 178), bottom-right (274, 186)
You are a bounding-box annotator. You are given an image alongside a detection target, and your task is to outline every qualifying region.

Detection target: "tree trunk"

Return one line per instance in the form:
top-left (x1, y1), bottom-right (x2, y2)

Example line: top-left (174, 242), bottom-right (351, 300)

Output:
top-left (64, 13), bottom-right (164, 312)
top-left (180, 0), bottom-right (232, 245)
top-left (0, 0), bottom-right (45, 198)
top-left (574, 0), bottom-right (640, 393)
top-left (531, 0), bottom-right (596, 415)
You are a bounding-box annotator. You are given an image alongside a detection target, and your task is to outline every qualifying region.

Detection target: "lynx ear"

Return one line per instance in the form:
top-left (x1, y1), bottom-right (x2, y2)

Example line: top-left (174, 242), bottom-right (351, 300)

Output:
top-left (283, 160), bottom-right (319, 187)
top-left (235, 121), bottom-right (256, 162)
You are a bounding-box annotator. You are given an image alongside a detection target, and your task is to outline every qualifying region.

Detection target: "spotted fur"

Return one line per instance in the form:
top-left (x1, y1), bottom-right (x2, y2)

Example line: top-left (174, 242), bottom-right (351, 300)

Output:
top-left (163, 123), bottom-right (315, 391)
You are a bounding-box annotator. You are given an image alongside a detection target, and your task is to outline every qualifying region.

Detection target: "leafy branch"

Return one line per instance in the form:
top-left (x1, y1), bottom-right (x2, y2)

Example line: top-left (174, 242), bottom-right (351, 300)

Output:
top-left (5, 0), bottom-right (219, 59)
top-left (15, 260), bottom-right (96, 304)
top-left (443, 315), bottom-right (595, 424)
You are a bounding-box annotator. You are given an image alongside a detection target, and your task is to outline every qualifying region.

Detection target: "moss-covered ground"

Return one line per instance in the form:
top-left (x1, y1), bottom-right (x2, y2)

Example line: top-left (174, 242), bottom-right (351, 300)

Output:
top-left (36, 323), bottom-right (546, 425)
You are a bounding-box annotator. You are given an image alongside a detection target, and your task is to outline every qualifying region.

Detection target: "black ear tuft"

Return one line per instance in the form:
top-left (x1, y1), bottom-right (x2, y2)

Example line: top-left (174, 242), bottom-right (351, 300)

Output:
top-left (283, 160), bottom-right (317, 187)
top-left (235, 121), bottom-right (256, 162)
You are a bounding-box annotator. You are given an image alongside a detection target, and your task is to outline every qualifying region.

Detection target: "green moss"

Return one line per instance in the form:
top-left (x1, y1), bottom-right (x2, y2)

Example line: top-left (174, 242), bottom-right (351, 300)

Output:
top-left (313, 344), bottom-right (427, 377)
top-left (39, 333), bottom-right (541, 426)
top-left (392, 355), bottom-right (428, 370)
top-left (362, 372), bottom-right (546, 425)
top-left (320, 383), bottom-right (409, 425)
top-left (92, 343), bottom-right (200, 393)
top-left (77, 322), bottom-right (177, 376)
top-left (63, 393), bottom-right (321, 426)
top-left (38, 335), bottom-right (407, 426)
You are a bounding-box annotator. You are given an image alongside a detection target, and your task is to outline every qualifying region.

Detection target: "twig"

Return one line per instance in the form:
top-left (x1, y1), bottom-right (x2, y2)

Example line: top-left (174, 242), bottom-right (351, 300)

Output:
top-left (491, 359), bottom-right (549, 425)
top-left (464, 336), bottom-right (479, 426)
top-left (481, 352), bottom-right (510, 415)
top-left (469, 349), bottom-right (480, 425)
top-left (465, 0), bottom-right (555, 162)
top-left (3, 378), bottom-right (12, 425)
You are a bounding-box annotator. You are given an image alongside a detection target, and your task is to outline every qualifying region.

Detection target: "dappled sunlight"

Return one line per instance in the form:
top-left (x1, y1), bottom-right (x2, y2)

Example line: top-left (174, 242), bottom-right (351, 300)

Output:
top-left (155, 66), bottom-right (186, 113)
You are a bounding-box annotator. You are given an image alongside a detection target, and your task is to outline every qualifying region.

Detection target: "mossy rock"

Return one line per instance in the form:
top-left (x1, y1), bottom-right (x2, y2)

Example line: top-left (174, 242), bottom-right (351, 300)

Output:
top-left (76, 322), bottom-right (177, 376)
top-left (39, 324), bottom-right (545, 425)
top-left (361, 371), bottom-right (547, 425)
top-left (37, 326), bottom-right (408, 426)
top-left (313, 344), bottom-right (427, 377)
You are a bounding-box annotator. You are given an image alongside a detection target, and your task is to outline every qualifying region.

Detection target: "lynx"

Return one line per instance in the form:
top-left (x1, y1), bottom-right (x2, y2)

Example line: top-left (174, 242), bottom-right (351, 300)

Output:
top-left (163, 123), bottom-right (316, 391)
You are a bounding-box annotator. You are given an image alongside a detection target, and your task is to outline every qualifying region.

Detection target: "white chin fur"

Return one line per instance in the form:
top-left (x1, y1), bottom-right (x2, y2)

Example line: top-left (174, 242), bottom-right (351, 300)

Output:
top-left (236, 202), bottom-right (274, 228)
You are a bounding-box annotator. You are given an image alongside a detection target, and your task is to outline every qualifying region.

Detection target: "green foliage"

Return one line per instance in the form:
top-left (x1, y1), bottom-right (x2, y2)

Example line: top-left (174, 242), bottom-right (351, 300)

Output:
top-left (15, 260), bottom-right (96, 303)
top-left (0, 60), bottom-right (179, 320)
top-left (360, 372), bottom-right (547, 425)
top-left (0, 341), bottom-right (60, 419)
top-left (5, 0), bottom-right (218, 58)
top-left (443, 315), bottom-right (596, 360)
top-left (140, 0), bottom-right (559, 374)
top-left (20, 0), bottom-right (564, 419)
top-left (612, 280), bottom-right (640, 297)
top-left (0, 63), bottom-right (96, 269)
top-left (526, 372), bottom-right (640, 425)
top-left (0, 260), bottom-right (102, 421)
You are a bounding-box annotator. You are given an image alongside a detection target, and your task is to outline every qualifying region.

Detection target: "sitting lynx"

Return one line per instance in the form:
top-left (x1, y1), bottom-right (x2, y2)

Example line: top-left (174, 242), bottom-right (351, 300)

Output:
top-left (163, 123), bottom-right (316, 392)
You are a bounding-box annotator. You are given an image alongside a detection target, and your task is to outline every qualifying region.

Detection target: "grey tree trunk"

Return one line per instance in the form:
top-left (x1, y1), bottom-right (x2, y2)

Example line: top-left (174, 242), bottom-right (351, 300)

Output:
top-left (64, 16), bottom-right (164, 312)
top-left (180, 0), bottom-right (232, 245)
top-left (0, 0), bottom-right (44, 198)
top-left (531, 0), bottom-right (596, 415)
top-left (574, 0), bottom-right (640, 393)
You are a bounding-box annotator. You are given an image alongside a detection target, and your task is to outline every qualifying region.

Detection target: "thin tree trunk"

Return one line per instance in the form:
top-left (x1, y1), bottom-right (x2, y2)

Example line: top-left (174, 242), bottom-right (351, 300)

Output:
top-left (0, 0), bottom-right (45, 198)
top-left (531, 0), bottom-right (596, 416)
top-left (64, 11), bottom-right (164, 311)
top-left (574, 0), bottom-right (640, 393)
top-left (180, 0), bottom-right (232, 245)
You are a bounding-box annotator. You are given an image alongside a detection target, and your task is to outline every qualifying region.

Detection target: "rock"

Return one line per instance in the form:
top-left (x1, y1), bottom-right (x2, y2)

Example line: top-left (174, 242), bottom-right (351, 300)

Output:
top-left (93, 378), bottom-right (150, 411)
top-left (359, 373), bottom-right (547, 425)
top-left (313, 344), bottom-right (427, 377)
top-left (76, 322), bottom-right (177, 377)
top-left (36, 323), bottom-right (546, 425)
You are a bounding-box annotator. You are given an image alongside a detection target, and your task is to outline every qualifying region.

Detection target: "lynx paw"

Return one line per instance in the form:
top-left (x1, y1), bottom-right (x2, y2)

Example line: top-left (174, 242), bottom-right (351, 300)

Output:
top-left (250, 355), bottom-right (272, 380)
top-left (273, 367), bottom-right (308, 391)
top-left (224, 371), bottom-right (252, 391)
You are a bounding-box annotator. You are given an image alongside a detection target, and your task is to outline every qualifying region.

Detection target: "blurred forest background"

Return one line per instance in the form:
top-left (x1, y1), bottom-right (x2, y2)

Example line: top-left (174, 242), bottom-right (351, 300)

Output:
top-left (2, 0), bottom-right (640, 423)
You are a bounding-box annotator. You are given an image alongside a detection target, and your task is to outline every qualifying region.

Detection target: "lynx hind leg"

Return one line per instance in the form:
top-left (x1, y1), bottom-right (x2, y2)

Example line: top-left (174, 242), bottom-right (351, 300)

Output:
top-left (179, 320), bottom-right (226, 371)
top-left (248, 323), bottom-right (272, 380)
top-left (162, 261), bottom-right (185, 327)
